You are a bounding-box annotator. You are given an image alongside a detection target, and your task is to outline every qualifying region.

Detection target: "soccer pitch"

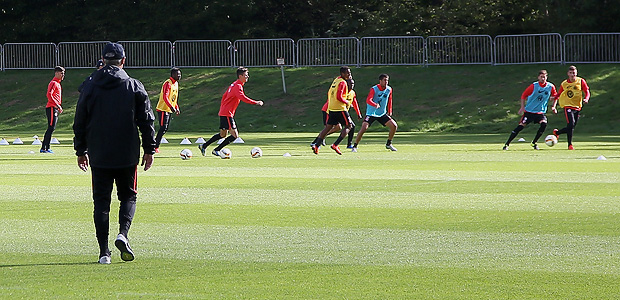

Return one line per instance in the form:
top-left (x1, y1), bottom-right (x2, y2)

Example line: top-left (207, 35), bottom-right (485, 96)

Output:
top-left (1, 132), bottom-right (619, 299)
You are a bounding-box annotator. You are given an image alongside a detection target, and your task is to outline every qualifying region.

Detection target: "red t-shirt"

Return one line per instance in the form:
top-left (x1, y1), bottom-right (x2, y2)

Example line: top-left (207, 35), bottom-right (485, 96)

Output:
top-left (46, 77), bottom-right (62, 108)
top-left (219, 79), bottom-right (259, 117)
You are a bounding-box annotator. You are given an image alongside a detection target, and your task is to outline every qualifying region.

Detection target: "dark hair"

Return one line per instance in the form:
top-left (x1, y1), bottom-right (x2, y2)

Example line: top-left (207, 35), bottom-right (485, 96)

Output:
top-left (171, 67), bottom-right (181, 76)
top-left (54, 66), bottom-right (65, 73)
top-left (568, 65), bottom-right (577, 71)
top-left (237, 67), bottom-right (248, 77)
top-left (346, 78), bottom-right (355, 90)
top-left (538, 69), bottom-right (548, 76)
top-left (340, 66), bottom-right (350, 75)
top-left (379, 73), bottom-right (389, 80)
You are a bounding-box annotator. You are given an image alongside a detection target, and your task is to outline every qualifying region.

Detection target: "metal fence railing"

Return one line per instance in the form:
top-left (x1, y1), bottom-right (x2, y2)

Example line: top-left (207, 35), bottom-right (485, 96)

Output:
top-left (564, 33), bottom-right (620, 64)
top-left (2, 43), bottom-right (57, 70)
top-left (118, 40), bottom-right (173, 68)
top-left (297, 37), bottom-right (359, 67)
top-left (426, 35), bottom-right (493, 65)
top-left (58, 41), bottom-right (110, 69)
top-left (494, 33), bottom-right (563, 65)
top-left (1, 33), bottom-right (619, 71)
top-left (173, 40), bottom-right (233, 68)
top-left (233, 38), bottom-right (296, 67)
top-left (360, 36), bottom-right (425, 66)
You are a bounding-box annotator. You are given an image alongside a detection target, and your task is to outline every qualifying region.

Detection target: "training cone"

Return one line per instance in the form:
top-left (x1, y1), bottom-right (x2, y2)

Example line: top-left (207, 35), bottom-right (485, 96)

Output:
top-left (517, 138), bottom-right (526, 142)
top-left (13, 138), bottom-right (24, 145)
top-left (33, 135), bottom-right (39, 139)
top-left (0, 138), bottom-right (9, 145)
top-left (32, 138), bottom-right (42, 145)
top-left (216, 138), bottom-right (224, 144)
top-left (233, 137), bottom-right (244, 144)
top-left (283, 153), bottom-right (292, 157)
top-left (180, 138), bottom-right (192, 145)
top-left (50, 137), bottom-right (60, 144)
top-left (195, 137), bottom-right (206, 144)
top-left (597, 155), bottom-right (607, 160)
top-left (160, 137), bottom-right (169, 144)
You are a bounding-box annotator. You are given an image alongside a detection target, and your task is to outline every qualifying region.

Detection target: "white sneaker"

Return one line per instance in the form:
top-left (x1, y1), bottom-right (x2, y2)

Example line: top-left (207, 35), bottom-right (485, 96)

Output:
top-left (351, 147), bottom-right (357, 153)
top-left (114, 234), bottom-right (135, 261)
top-left (98, 255), bottom-right (111, 264)
top-left (386, 144), bottom-right (397, 151)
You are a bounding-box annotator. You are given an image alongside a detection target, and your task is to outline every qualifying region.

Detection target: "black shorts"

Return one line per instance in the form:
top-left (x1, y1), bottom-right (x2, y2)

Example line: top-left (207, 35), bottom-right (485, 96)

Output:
top-left (322, 111), bottom-right (328, 125)
top-left (327, 111), bottom-right (353, 127)
top-left (363, 114), bottom-right (392, 126)
top-left (219, 116), bottom-right (237, 130)
top-left (520, 112), bottom-right (546, 124)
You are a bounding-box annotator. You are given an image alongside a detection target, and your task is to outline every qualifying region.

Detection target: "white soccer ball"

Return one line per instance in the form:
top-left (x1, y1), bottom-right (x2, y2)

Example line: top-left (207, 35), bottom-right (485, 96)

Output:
top-left (250, 147), bottom-right (262, 158)
top-left (180, 148), bottom-right (193, 160)
top-left (545, 135), bottom-right (558, 147)
top-left (220, 148), bottom-right (232, 159)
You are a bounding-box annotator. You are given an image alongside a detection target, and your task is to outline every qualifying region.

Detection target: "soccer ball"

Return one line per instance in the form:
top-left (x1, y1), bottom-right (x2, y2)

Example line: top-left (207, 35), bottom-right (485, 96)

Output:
top-left (180, 148), bottom-right (193, 160)
top-left (220, 148), bottom-right (232, 159)
top-left (250, 147), bottom-right (262, 158)
top-left (545, 135), bottom-right (558, 147)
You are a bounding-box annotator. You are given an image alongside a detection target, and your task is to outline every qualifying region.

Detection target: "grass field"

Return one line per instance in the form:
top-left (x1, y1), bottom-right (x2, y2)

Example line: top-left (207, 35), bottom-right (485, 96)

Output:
top-left (1, 132), bottom-right (619, 299)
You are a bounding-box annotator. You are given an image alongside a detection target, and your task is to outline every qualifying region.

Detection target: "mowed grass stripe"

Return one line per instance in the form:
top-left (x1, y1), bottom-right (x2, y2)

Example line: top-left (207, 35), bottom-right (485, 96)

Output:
top-left (1, 219), bottom-right (620, 274)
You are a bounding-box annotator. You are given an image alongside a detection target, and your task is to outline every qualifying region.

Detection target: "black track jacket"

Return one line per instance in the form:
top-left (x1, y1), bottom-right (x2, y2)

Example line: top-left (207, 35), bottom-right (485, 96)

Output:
top-left (73, 65), bottom-right (156, 168)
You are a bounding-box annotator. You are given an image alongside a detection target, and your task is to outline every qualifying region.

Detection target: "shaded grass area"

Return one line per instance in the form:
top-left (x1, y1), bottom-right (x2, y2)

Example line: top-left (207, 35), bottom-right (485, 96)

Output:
top-left (2, 64), bottom-right (620, 134)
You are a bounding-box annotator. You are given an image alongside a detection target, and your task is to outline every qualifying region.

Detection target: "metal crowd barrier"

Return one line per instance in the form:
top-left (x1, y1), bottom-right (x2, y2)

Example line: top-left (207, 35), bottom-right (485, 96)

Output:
top-left (426, 35), bottom-right (493, 65)
top-left (2, 43), bottom-right (57, 70)
top-left (118, 40), bottom-right (173, 68)
top-left (173, 40), bottom-right (233, 68)
top-left (233, 38), bottom-right (296, 67)
top-left (58, 41), bottom-right (110, 69)
top-left (297, 37), bottom-right (359, 67)
top-left (564, 33), bottom-right (620, 64)
top-left (494, 33), bottom-right (562, 65)
top-left (360, 36), bottom-right (425, 66)
top-left (2, 33), bottom-right (620, 71)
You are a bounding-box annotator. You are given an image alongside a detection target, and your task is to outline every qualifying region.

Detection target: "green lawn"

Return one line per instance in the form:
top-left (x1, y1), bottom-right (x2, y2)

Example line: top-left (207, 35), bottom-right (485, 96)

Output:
top-left (1, 132), bottom-right (619, 299)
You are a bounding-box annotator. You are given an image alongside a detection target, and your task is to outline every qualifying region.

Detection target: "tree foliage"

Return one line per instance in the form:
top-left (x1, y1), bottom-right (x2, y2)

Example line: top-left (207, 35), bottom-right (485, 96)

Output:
top-left (1, 0), bottom-right (619, 43)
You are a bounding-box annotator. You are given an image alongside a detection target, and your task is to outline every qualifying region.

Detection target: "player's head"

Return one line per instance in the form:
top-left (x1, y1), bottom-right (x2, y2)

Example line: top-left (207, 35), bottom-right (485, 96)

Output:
top-left (54, 66), bottom-right (65, 80)
top-left (171, 67), bottom-right (181, 81)
top-left (102, 42), bottom-right (126, 67)
top-left (567, 65), bottom-right (578, 80)
top-left (537, 70), bottom-right (548, 84)
top-left (340, 66), bottom-right (351, 80)
top-left (346, 78), bottom-right (355, 91)
top-left (378, 73), bottom-right (389, 88)
top-left (237, 67), bottom-right (249, 83)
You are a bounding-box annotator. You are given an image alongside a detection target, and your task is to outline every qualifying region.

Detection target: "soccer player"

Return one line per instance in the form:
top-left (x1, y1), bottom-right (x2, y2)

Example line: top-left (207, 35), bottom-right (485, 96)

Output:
top-left (198, 67), bottom-right (263, 156)
top-left (311, 66), bottom-right (354, 155)
top-left (351, 73), bottom-right (398, 152)
top-left (502, 69), bottom-right (557, 150)
top-left (311, 77), bottom-right (360, 148)
top-left (551, 65), bottom-right (591, 150)
top-left (73, 43), bottom-right (156, 264)
top-left (41, 66), bottom-right (65, 153)
top-left (154, 68), bottom-right (182, 153)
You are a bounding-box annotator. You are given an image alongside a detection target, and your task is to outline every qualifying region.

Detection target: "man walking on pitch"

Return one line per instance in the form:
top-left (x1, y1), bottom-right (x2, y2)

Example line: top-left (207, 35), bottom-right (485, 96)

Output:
top-left (503, 69), bottom-right (557, 150)
top-left (311, 66), bottom-right (354, 155)
top-left (73, 42), bottom-right (156, 264)
top-left (351, 73), bottom-right (398, 152)
top-left (199, 67), bottom-right (263, 157)
top-left (41, 66), bottom-right (65, 153)
top-left (551, 65), bottom-right (591, 150)
top-left (154, 67), bottom-right (182, 153)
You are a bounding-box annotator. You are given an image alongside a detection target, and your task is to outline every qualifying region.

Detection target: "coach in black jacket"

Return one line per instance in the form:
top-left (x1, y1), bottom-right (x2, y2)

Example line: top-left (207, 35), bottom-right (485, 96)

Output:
top-left (73, 42), bottom-right (156, 265)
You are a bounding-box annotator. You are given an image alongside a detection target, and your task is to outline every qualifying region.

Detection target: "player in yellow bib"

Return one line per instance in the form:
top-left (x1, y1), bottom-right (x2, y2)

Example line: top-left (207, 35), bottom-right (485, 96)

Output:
top-left (154, 68), bottom-right (181, 153)
top-left (551, 65), bottom-right (591, 150)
